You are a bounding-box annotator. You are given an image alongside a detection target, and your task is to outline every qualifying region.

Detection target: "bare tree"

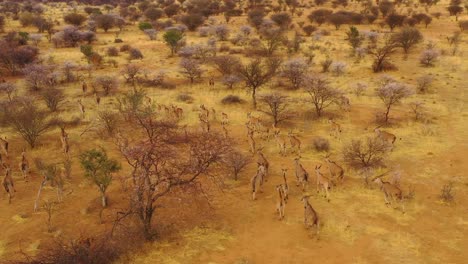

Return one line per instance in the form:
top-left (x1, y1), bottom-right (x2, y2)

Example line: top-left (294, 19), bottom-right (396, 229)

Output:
top-left (376, 82), bottom-right (413, 123)
top-left (223, 150), bottom-right (251, 180)
top-left (281, 58), bottom-right (308, 90)
top-left (259, 93), bottom-right (292, 126)
top-left (94, 75), bottom-right (119, 95)
top-left (369, 40), bottom-right (398, 72)
top-left (116, 104), bottom-right (232, 240)
top-left (304, 75), bottom-right (342, 117)
top-left (2, 99), bottom-right (52, 148)
top-left (41, 88), bottom-right (66, 112)
top-left (237, 58), bottom-right (281, 108)
top-left (179, 58), bottom-right (203, 85)
top-left (0, 82), bottom-right (16, 102)
top-left (121, 64), bottom-right (143, 87)
top-left (343, 136), bottom-right (389, 168)
top-left (211, 55), bottom-right (241, 77)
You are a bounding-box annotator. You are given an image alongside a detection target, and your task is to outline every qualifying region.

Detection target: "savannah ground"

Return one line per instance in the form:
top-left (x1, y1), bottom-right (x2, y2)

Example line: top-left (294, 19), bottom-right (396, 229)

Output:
top-left (0, 0), bottom-right (468, 263)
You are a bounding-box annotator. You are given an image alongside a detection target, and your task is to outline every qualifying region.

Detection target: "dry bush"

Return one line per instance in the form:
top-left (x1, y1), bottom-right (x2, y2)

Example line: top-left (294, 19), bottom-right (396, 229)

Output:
top-left (107, 47), bottom-right (119, 56)
top-left (259, 93), bottom-right (291, 126)
top-left (419, 49), bottom-right (439, 67)
top-left (440, 182), bottom-right (454, 203)
top-left (330, 61), bottom-right (347, 76)
top-left (176, 93), bottom-right (194, 103)
top-left (351, 82), bottom-right (368, 97)
top-left (416, 75), bottom-right (433, 93)
top-left (1, 99), bottom-right (52, 148)
top-left (94, 76), bottom-right (119, 95)
top-left (97, 110), bottom-right (120, 137)
top-left (128, 48), bottom-right (143, 60)
top-left (223, 150), bottom-right (251, 180)
top-left (343, 136), bottom-right (389, 168)
top-left (313, 137), bottom-right (330, 152)
top-left (221, 95), bottom-right (244, 105)
top-left (41, 87), bottom-right (65, 112)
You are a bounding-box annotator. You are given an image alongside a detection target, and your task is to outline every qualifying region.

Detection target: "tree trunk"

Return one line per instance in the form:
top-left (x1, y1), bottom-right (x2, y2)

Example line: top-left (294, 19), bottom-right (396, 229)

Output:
top-left (101, 191), bottom-right (107, 207)
top-left (252, 88), bottom-right (257, 109)
top-left (384, 105), bottom-right (391, 124)
top-left (142, 214), bottom-right (154, 241)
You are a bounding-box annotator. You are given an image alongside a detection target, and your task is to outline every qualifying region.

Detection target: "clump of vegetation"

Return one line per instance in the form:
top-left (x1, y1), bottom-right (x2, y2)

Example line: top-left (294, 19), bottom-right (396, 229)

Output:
top-left (343, 137), bottom-right (389, 168)
top-left (176, 93), bottom-right (194, 103)
top-left (221, 95), bottom-right (244, 105)
top-left (79, 149), bottom-right (121, 208)
top-left (313, 137), bottom-right (330, 152)
top-left (440, 182), bottom-right (455, 203)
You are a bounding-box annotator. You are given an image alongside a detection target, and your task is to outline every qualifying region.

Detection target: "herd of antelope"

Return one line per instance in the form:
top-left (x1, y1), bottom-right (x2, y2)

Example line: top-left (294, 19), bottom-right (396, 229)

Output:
top-left (1, 126), bottom-right (72, 204)
top-left (241, 111), bottom-right (405, 237)
top-left (2, 95), bottom-right (405, 238)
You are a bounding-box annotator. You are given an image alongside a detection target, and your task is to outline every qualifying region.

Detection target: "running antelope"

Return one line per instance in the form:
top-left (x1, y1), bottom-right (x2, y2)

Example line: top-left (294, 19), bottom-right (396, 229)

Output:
top-left (2, 164), bottom-right (15, 204)
top-left (246, 112), bottom-right (261, 130)
top-left (82, 81), bottom-right (88, 93)
top-left (324, 155), bottom-right (344, 185)
top-left (221, 112), bottom-right (229, 125)
top-left (247, 130), bottom-right (256, 154)
top-left (276, 185), bottom-right (286, 220)
top-left (314, 165), bottom-right (330, 201)
top-left (328, 119), bottom-right (342, 139)
top-left (94, 92), bottom-right (101, 106)
top-left (0, 136), bottom-right (8, 157)
top-left (251, 164), bottom-right (266, 200)
top-left (60, 127), bottom-right (70, 157)
top-left (294, 158), bottom-right (309, 191)
top-left (257, 151), bottom-right (269, 181)
top-left (19, 150), bottom-right (30, 181)
top-left (198, 112), bottom-right (210, 132)
top-left (78, 99), bottom-right (85, 118)
top-left (274, 130), bottom-right (288, 156)
top-left (301, 196), bottom-right (320, 236)
top-left (373, 177), bottom-right (404, 212)
top-left (288, 131), bottom-right (301, 154)
top-left (374, 128), bottom-right (397, 150)
top-left (281, 168), bottom-right (289, 203)
top-left (172, 105), bottom-right (183, 119)
top-left (200, 104), bottom-right (210, 119)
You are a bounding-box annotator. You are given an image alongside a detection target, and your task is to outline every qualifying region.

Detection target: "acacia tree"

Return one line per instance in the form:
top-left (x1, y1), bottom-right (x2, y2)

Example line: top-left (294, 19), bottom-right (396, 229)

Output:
top-left (304, 75), bottom-right (342, 117)
top-left (79, 149), bottom-right (121, 208)
top-left (1, 99), bottom-right (51, 148)
top-left (369, 40), bottom-right (398, 72)
top-left (390, 27), bottom-right (423, 54)
top-left (179, 58), bottom-right (203, 85)
top-left (259, 26), bottom-right (285, 56)
top-left (223, 150), bottom-right (251, 181)
top-left (115, 101), bottom-right (232, 240)
top-left (237, 58), bottom-right (281, 108)
top-left (259, 93), bottom-right (291, 126)
top-left (163, 29), bottom-right (185, 56)
top-left (281, 58), bottom-right (308, 90)
top-left (376, 81), bottom-right (413, 123)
